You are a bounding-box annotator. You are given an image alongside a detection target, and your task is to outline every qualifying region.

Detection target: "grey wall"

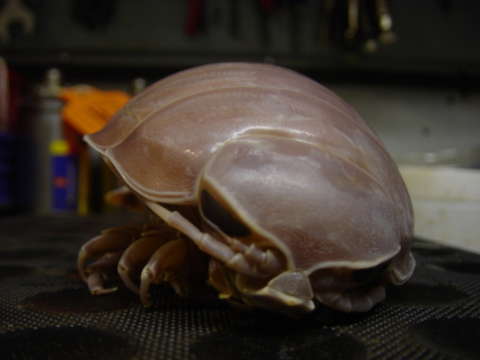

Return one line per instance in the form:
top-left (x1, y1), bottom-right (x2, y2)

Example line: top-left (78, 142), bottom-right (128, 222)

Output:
top-left (332, 84), bottom-right (480, 167)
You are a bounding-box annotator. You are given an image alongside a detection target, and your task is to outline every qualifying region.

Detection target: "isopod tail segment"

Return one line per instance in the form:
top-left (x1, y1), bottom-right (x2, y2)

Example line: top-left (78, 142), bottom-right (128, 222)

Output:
top-left (145, 201), bottom-right (316, 313)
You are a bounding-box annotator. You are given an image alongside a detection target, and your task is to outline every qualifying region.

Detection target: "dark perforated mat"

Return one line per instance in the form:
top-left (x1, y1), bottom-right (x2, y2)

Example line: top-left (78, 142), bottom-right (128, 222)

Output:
top-left (1, 215), bottom-right (480, 360)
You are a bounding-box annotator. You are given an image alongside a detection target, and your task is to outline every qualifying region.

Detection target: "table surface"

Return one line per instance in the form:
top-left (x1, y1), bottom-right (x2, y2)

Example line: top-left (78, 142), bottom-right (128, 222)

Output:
top-left (1, 215), bottom-right (480, 360)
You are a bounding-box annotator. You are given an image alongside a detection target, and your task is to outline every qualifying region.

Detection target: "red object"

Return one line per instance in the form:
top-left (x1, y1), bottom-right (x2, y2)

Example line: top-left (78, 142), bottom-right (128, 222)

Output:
top-left (53, 176), bottom-right (68, 188)
top-left (260, 0), bottom-right (277, 13)
top-left (8, 70), bottom-right (26, 133)
top-left (185, 0), bottom-right (205, 36)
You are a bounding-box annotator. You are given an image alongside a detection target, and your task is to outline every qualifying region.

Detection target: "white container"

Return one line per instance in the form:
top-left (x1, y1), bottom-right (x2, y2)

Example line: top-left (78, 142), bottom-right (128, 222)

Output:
top-left (399, 165), bottom-right (480, 254)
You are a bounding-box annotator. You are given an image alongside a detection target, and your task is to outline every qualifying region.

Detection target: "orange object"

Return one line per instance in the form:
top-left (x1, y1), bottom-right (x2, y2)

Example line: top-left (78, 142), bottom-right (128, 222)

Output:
top-left (60, 87), bottom-right (130, 135)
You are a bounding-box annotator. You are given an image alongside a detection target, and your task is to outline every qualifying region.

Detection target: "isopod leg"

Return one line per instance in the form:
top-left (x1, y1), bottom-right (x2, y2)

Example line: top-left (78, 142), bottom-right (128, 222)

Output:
top-left (139, 238), bottom-right (189, 306)
top-left (105, 186), bottom-right (145, 211)
top-left (228, 239), bottom-right (285, 275)
top-left (117, 230), bottom-right (173, 293)
top-left (207, 259), bottom-right (237, 300)
top-left (145, 201), bottom-right (284, 277)
top-left (85, 251), bottom-right (123, 294)
top-left (77, 225), bottom-right (141, 290)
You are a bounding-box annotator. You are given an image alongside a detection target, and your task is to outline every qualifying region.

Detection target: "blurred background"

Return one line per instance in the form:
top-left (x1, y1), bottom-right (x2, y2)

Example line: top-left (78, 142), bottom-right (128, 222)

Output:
top-left (0, 0), bottom-right (479, 252)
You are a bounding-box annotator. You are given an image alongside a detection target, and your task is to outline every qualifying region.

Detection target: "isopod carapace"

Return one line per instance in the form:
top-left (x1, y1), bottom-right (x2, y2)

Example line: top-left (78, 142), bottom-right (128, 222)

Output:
top-left (78, 62), bottom-right (415, 315)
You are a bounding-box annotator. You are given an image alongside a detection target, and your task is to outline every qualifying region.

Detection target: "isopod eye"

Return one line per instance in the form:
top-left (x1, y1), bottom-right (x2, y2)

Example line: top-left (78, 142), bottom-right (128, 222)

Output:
top-left (200, 190), bottom-right (251, 237)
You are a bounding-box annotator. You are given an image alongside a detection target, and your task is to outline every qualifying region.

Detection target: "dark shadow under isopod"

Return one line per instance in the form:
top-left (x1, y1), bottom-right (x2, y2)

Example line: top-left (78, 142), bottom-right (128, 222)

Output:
top-left (191, 316), bottom-right (366, 360)
top-left (385, 282), bottom-right (468, 306)
top-left (18, 287), bottom-right (138, 313)
top-left (433, 261), bottom-right (480, 275)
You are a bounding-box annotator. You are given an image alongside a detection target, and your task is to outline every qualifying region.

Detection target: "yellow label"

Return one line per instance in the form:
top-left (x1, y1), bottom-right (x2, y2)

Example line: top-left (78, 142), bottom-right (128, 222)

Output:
top-left (49, 139), bottom-right (69, 155)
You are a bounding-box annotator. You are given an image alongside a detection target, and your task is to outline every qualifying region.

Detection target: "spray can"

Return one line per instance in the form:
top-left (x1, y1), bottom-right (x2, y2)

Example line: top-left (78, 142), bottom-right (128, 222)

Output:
top-left (26, 69), bottom-right (77, 213)
top-left (50, 139), bottom-right (77, 211)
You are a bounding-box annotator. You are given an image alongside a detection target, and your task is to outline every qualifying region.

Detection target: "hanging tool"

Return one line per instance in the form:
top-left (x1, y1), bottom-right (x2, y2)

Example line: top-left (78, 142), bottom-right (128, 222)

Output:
top-left (437, 0), bottom-right (453, 13)
top-left (260, 0), bottom-right (277, 13)
top-left (0, 58), bottom-right (8, 132)
top-left (0, 0), bottom-right (35, 43)
top-left (315, 0), bottom-right (334, 46)
top-left (71, 0), bottom-right (118, 31)
top-left (185, 0), bottom-right (206, 36)
top-left (286, 0), bottom-right (301, 52)
top-left (256, 0), bottom-right (278, 47)
top-left (328, 0), bottom-right (346, 48)
top-left (0, 57), bottom-right (13, 210)
top-left (344, 0), bottom-right (359, 43)
top-left (360, 0), bottom-right (378, 53)
top-left (229, 0), bottom-right (240, 40)
top-left (375, 0), bottom-right (396, 44)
